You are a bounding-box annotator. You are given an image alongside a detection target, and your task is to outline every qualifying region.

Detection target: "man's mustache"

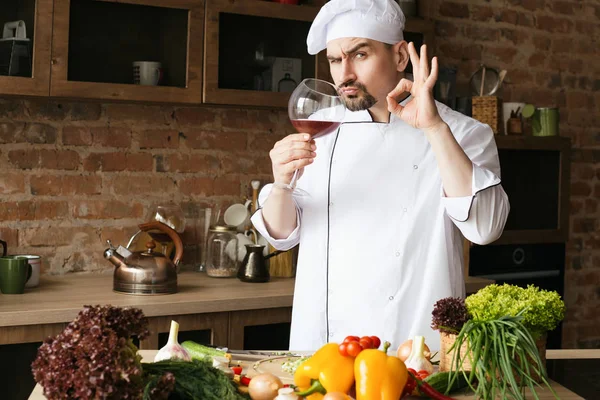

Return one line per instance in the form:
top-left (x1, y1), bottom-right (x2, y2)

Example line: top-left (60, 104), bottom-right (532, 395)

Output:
top-left (338, 81), bottom-right (368, 92)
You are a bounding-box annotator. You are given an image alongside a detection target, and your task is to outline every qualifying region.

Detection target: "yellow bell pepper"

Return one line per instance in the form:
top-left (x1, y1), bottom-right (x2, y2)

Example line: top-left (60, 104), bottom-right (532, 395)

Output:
top-left (294, 342), bottom-right (355, 400)
top-left (354, 342), bottom-right (408, 400)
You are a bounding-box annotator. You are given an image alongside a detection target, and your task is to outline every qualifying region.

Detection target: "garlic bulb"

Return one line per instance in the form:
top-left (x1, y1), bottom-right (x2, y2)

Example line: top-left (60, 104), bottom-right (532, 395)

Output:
top-left (404, 335), bottom-right (434, 375)
top-left (154, 320), bottom-right (191, 362)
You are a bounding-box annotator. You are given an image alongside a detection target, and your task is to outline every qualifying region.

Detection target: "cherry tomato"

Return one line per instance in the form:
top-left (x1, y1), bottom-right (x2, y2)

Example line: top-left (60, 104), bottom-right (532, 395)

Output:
top-left (338, 342), bottom-right (348, 357)
top-left (346, 341), bottom-right (362, 357)
top-left (343, 335), bottom-right (360, 344)
top-left (359, 336), bottom-right (374, 349)
top-left (369, 336), bottom-right (381, 349)
top-left (231, 366), bottom-right (243, 375)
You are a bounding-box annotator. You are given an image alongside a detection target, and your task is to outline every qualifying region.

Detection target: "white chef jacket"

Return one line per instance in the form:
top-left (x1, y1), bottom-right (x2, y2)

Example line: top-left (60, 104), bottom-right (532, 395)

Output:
top-left (251, 100), bottom-right (510, 352)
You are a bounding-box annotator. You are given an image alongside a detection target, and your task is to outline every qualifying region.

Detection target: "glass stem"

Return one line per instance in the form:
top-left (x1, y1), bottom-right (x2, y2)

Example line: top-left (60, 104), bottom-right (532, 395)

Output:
top-left (289, 169), bottom-right (299, 189)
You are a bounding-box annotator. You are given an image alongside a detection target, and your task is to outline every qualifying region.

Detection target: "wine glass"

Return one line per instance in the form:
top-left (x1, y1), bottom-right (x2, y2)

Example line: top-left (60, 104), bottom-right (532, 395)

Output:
top-left (275, 78), bottom-right (345, 192)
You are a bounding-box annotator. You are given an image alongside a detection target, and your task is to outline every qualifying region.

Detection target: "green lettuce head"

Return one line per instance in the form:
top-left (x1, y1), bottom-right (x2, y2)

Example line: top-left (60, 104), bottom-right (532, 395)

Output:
top-left (465, 284), bottom-right (566, 339)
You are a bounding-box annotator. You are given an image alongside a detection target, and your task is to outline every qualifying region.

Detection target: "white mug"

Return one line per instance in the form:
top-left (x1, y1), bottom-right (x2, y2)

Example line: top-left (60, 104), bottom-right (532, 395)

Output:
top-left (224, 200), bottom-right (252, 231)
top-left (18, 255), bottom-right (41, 288)
top-left (133, 61), bottom-right (163, 86)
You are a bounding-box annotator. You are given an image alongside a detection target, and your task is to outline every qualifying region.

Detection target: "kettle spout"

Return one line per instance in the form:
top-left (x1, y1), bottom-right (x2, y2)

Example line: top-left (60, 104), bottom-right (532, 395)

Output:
top-left (104, 240), bottom-right (126, 268)
top-left (104, 247), bottom-right (127, 268)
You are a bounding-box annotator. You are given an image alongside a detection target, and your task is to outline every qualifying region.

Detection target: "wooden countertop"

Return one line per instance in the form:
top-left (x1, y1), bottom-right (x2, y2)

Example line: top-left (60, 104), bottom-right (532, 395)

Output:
top-left (0, 271), bottom-right (295, 328)
top-left (0, 272), bottom-right (493, 328)
top-left (29, 349), bottom-right (593, 400)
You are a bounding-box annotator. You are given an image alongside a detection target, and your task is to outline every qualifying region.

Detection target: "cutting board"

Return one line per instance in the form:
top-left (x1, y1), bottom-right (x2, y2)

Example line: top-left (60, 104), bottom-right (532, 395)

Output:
top-left (29, 350), bottom-right (584, 400)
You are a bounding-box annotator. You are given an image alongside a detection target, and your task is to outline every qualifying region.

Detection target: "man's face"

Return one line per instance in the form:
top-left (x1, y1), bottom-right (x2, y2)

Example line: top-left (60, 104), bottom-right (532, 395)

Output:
top-left (326, 38), bottom-right (405, 112)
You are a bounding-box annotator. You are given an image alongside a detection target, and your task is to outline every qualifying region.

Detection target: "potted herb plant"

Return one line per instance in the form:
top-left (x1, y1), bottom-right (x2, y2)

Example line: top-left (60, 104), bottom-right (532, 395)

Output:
top-left (431, 284), bottom-right (565, 400)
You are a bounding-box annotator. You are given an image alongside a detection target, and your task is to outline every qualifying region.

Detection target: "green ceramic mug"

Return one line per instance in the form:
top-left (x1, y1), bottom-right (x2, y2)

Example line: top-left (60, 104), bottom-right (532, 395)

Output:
top-left (0, 256), bottom-right (32, 294)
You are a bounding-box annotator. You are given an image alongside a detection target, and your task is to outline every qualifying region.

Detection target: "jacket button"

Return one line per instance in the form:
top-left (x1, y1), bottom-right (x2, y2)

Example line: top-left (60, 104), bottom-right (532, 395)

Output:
top-left (403, 208), bottom-right (407, 212)
top-left (389, 296), bottom-right (394, 301)
top-left (413, 165), bottom-right (418, 169)
top-left (395, 252), bottom-right (401, 257)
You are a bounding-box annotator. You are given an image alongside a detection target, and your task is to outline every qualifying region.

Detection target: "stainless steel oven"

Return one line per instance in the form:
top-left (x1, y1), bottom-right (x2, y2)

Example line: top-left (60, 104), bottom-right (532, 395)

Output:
top-left (469, 243), bottom-right (565, 349)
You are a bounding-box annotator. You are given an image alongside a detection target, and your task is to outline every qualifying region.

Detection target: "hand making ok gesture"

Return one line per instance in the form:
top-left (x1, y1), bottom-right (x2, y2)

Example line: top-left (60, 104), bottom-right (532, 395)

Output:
top-left (386, 42), bottom-right (445, 134)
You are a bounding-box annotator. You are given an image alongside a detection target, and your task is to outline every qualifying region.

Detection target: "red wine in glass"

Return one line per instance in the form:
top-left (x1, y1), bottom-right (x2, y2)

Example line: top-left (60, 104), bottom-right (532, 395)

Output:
top-left (279, 78), bottom-right (345, 192)
top-left (290, 119), bottom-right (342, 137)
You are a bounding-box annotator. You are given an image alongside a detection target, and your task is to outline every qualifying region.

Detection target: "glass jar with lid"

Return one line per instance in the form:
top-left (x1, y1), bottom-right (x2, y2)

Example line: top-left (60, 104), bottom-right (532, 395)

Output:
top-left (206, 225), bottom-right (239, 278)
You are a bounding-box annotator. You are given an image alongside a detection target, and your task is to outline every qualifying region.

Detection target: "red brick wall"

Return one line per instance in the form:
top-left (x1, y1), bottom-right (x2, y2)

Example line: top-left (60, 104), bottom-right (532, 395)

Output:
top-left (419, 1), bottom-right (599, 348)
top-left (0, 100), bottom-right (289, 273)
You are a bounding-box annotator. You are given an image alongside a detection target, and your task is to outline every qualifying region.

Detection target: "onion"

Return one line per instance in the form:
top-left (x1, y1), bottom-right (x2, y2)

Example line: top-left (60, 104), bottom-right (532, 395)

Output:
top-left (248, 373), bottom-right (283, 400)
top-left (397, 339), bottom-right (431, 362)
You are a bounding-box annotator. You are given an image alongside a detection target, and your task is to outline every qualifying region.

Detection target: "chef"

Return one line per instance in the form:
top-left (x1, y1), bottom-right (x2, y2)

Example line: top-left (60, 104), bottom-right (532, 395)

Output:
top-left (251, 0), bottom-right (510, 352)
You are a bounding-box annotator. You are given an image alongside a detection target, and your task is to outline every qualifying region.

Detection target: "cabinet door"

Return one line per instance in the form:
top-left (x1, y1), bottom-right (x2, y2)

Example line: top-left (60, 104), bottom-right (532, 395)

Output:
top-left (50, 0), bottom-right (204, 104)
top-left (0, 0), bottom-right (53, 97)
top-left (203, 0), bottom-right (325, 108)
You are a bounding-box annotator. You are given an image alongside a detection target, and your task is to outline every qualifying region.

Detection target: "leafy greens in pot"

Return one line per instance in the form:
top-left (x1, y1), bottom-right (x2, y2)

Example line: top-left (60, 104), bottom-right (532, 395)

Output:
top-left (465, 283), bottom-right (565, 338)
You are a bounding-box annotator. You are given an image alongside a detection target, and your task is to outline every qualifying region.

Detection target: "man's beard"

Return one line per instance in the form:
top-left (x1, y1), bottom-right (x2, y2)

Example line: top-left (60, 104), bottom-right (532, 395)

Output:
top-left (339, 81), bottom-right (377, 112)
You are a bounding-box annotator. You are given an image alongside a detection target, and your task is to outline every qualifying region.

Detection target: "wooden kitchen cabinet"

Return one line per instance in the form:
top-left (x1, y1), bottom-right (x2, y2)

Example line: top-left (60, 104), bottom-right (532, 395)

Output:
top-left (50, 0), bottom-right (205, 103)
top-left (203, 0), bottom-right (326, 108)
top-left (0, 0), bottom-right (53, 97)
top-left (203, 0), bottom-right (436, 108)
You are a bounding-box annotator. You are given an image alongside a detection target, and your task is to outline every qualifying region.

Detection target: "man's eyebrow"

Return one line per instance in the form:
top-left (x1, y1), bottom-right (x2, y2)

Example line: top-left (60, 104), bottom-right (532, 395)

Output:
top-left (344, 42), bottom-right (372, 54)
top-left (327, 42), bottom-right (372, 60)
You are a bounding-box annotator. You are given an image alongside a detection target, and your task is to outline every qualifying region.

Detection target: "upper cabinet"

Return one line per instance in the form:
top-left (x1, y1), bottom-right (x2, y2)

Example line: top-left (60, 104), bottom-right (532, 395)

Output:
top-left (50, 0), bottom-right (205, 103)
top-left (0, 0), bottom-right (435, 107)
top-left (203, 0), bottom-right (324, 108)
top-left (0, 0), bottom-right (53, 97)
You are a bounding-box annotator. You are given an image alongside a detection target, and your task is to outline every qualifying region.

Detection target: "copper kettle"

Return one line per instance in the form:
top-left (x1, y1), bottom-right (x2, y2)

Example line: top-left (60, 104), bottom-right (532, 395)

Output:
top-left (104, 221), bottom-right (183, 295)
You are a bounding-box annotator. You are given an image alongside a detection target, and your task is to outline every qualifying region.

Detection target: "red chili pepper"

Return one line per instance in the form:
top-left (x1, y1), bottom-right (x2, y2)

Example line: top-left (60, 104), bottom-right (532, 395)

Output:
top-left (231, 366), bottom-right (243, 375)
top-left (408, 371), bottom-right (456, 400)
top-left (240, 375), bottom-right (252, 386)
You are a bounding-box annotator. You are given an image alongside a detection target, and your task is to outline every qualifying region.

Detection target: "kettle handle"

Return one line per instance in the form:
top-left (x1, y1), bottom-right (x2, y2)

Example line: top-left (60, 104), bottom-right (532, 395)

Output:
top-left (138, 221), bottom-right (184, 266)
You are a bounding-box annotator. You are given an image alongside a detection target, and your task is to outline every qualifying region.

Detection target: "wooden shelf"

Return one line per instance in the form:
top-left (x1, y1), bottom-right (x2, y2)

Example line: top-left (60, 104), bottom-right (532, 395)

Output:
top-left (50, 0), bottom-right (205, 104)
top-left (0, 0), bottom-right (437, 106)
top-left (493, 135), bottom-right (571, 245)
top-left (203, 0), bottom-right (323, 108)
top-left (0, 0), bottom-right (53, 97)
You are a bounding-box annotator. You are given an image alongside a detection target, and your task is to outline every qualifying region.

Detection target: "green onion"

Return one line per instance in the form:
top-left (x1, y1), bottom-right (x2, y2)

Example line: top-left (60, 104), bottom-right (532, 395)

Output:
top-left (446, 312), bottom-right (559, 400)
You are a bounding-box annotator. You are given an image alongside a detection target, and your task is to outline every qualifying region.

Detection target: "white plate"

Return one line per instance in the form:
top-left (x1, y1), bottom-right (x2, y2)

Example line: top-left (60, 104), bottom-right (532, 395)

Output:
top-left (252, 356), bottom-right (305, 384)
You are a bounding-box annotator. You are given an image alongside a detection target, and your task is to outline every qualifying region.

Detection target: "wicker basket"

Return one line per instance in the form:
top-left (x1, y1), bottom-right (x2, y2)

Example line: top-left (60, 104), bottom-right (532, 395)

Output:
top-left (472, 96), bottom-right (502, 134)
top-left (439, 332), bottom-right (547, 383)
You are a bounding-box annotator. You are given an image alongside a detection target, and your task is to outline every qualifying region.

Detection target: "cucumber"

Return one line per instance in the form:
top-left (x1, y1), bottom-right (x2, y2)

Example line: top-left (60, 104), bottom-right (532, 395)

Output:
top-left (423, 371), bottom-right (470, 394)
top-left (181, 341), bottom-right (231, 361)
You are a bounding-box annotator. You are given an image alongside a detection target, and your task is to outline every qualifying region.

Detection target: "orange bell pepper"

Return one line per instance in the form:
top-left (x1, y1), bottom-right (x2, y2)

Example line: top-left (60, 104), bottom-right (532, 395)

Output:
top-left (354, 341), bottom-right (408, 400)
top-left (294, 342), bottom-right (355, 400)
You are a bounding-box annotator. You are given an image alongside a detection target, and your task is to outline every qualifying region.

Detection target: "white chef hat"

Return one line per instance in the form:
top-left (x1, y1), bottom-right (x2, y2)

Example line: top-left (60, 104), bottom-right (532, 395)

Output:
top-left (307, 0), bottom-right (406, 55)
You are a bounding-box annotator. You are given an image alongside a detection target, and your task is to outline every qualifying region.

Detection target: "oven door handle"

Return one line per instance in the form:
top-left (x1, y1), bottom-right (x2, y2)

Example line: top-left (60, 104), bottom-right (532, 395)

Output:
top-left (479, 270), bottom-right (561, 280)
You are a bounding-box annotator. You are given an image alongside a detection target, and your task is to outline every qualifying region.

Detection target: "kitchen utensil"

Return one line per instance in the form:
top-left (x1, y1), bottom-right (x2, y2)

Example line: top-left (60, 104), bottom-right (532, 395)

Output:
top-left (469, 65), bottom-right (501, 96)
top-left (497, 69), bottom-right (507, 89)
top-left (224, 200), bottom-right (252, 231)
top-left (104, 221), bottom-right (183, 295)
top-left (250, 180), bottom-right (260, 214)
top-left (191, 206), bottom-right (221, 273)
top-left (206, 225), bottom-right (239, 278)
top-left (0, 20), bottom-right (31, 77)
top-left (0, 256), bottom-right (31, 294)
top-left (502, 102), bottom-right (525, 135)
top-left (237, 244), bottom-right (283, 283)
top-left (133, 61), bottom-right (163, 86)
top-left (18, 255), bottom-right (41, 288)
top-left (253, 356), bottom-right (301, 384)
top-left (522, 105), bottom-right (559, 137)
top-left (278, 78), bottom-right (345, 194)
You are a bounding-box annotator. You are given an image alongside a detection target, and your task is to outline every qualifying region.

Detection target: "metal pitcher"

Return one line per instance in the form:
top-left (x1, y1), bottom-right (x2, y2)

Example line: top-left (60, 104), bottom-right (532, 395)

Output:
top-left (237, 244), bottom-right (283, 283)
